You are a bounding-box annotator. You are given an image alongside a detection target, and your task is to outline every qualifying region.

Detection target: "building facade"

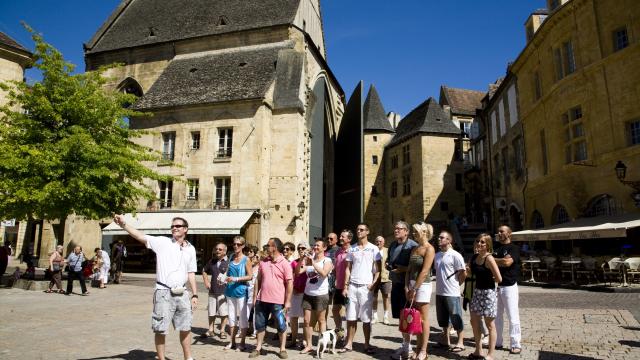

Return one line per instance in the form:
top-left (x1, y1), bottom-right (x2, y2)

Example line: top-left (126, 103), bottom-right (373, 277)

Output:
top-left (511, 0), bottom-right (640, 229)
top-left (80, 0), bottom-right (346, 256)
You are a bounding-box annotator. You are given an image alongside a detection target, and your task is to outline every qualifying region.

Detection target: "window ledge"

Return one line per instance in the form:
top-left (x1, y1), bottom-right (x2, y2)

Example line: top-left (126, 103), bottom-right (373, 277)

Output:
top-left (213, 157), bottom-right (232, 163)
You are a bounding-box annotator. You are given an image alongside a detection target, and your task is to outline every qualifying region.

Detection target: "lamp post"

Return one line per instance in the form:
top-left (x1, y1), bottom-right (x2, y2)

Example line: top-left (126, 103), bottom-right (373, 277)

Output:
top-left (615, 160), bottom-right (640, 207)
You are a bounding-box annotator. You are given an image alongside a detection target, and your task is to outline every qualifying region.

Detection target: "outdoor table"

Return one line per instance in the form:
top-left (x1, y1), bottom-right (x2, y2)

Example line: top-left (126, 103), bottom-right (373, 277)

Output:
top-left (522, 259), bottom-right (541, 282)
top-left (562, 259), bottom-right (581, 285)
top-left (610, 259), bottom-right (629, 287)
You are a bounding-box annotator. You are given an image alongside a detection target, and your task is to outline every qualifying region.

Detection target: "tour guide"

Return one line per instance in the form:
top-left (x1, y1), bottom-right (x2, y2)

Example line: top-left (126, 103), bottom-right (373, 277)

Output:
top-left (113, 214), bottom-right (198, 360)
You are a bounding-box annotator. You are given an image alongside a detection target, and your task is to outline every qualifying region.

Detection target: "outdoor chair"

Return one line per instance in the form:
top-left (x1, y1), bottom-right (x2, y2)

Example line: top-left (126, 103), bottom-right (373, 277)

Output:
top-left (536, 256), bottom-right (557, 281)
top-left (560, 257), bottom-right (574, 280)
top-left (626, 257), bottom-right (640, 283)
top-left (576, 257), bottom-right (596, 284)
top-left (601, 257), bottom-right (623, 286)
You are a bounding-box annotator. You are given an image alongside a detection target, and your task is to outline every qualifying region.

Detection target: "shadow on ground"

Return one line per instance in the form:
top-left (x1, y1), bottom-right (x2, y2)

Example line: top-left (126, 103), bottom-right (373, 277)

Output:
top-left (77, 349), bottom-right (157, 360)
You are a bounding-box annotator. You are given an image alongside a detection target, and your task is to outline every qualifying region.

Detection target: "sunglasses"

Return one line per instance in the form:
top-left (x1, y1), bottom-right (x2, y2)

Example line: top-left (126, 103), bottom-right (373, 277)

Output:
top-left (283, 248), bottom-right (292, 251)
top-left (233, 243), bottom-right (243, 247)
top-left (297, 247), bottom-right (306, 251)
top-left (171, 224), bottom-right (186, 229)
top-left (216, 248), bottom-right (225, 251)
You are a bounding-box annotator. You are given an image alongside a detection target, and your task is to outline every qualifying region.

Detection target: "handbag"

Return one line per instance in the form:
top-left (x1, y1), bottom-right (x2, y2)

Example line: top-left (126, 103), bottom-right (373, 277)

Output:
top-left (399, 300), bottom-right (422, 334)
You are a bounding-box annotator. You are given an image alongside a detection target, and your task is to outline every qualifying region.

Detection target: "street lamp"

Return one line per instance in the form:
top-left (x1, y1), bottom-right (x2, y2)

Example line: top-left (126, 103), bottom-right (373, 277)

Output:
top-left (615, 160), bottom-right (640, 207)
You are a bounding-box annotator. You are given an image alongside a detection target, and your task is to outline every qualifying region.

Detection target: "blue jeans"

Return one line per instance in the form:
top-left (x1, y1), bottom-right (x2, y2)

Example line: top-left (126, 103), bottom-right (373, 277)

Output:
top-left (254, 301), bottom-right (287, 333)
top-left (436, 295), bottom-right (464, 331)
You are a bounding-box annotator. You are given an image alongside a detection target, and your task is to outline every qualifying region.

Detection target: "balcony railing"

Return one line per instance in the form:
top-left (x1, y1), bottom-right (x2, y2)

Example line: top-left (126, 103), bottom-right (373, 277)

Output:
top-left (213, 201), bottom-right (230, 209)
top-left (216, 148), bottom-right (232, 158)
top-left (161, 152), bottom-right (174, 161)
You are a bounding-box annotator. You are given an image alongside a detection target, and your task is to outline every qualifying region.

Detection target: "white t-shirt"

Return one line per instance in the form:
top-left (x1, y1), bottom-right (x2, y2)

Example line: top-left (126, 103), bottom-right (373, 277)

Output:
top-left (434, 248), bottom-right (465, 296)
top-left (145, 235), bottom-right (197, 290)
top-left (304, 257), bottom-right (333, 296)
top-left (346, 242), bottom-right (381, 285)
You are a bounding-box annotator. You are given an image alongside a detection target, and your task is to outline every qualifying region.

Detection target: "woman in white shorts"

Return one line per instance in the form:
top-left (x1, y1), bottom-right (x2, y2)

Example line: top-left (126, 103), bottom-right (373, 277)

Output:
top-left (404, 222), bottom-right (436, 360)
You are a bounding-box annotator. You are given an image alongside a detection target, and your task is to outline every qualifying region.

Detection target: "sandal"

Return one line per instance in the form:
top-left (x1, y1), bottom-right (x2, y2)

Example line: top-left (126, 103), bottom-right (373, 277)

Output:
top-left (44, 289), bottom-right (53, 293)
top-left (337, 347), bottom-right (352, 353)
top-left (510, 348), bottom-right (522, 355)
top-left (449, 346), bottom-right (465, 353)
top-left (58, 289), bottom-right (66, 294)
top-left (416, 351), bottom-right (428, 360)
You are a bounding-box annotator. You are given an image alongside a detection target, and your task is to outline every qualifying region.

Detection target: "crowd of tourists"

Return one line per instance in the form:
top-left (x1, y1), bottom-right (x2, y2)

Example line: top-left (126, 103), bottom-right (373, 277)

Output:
top-left (112, 213), bottom-right (522, 360)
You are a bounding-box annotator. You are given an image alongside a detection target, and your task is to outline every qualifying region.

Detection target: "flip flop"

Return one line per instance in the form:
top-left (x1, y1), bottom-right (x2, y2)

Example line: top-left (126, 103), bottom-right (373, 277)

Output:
top-left (449, 346), bottom-right (465, 353)
top-left (337, 348), bottom-right (352, 353)
top-left (510, 348), bottom-right (522, 355)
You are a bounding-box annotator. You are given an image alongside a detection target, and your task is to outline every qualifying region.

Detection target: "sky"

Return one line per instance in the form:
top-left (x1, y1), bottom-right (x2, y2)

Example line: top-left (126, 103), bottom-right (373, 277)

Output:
top-left (0, 0), bottom-right (545, 116)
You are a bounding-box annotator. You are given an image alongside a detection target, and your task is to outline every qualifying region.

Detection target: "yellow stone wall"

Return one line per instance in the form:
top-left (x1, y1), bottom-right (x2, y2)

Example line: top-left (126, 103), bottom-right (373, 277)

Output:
top-left (363, 132), bottom-right (393, 238)
top-left (512, 0), bottom-right (640, 226)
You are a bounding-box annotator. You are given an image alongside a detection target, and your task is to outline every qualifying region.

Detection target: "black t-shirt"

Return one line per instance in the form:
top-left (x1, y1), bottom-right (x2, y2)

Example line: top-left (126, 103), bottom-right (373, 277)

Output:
top-left (493, 243), bottom-right (520, 286)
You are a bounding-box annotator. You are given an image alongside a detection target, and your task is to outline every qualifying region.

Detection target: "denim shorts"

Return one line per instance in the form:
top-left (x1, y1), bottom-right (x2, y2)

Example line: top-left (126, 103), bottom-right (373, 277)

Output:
top-left (436, 295), bottom-right (464, 331)
top-left (254, 301), bottom-right (287, 333)
top-left (152, 289), bottom-right (192, 334)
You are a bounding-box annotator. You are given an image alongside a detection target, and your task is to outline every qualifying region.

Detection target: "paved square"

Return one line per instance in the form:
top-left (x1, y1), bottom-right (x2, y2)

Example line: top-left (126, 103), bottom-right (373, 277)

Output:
top-left (1, 277), bottom-right (639, 360)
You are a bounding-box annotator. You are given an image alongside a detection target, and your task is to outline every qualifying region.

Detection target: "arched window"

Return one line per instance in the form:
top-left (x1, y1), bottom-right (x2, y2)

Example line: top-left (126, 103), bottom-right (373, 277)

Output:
top-left (117, 77), bottom-right (143, 97)
top-left (531, 210), bottom-right (544, 229)
top-left (552, 205), bottom-right (570, 225)
top-left (584, 194), bottom-right (619, 217)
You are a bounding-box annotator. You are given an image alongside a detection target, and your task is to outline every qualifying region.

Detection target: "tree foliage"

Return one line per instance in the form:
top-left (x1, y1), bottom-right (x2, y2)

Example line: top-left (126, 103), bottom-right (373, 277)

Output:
top-left (0, 27), bottom-right (169, 221)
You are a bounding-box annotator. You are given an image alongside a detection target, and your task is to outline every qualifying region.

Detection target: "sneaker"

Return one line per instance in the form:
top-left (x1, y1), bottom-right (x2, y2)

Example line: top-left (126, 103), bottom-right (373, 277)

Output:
top-left (278, 350), bottom-right (288, 359)
top-left (372, 312), bottom-right (378, 324)
top-left (383, 314), bottom-right (390, 325)
top-left (482, 335), bottom-right (489, 346)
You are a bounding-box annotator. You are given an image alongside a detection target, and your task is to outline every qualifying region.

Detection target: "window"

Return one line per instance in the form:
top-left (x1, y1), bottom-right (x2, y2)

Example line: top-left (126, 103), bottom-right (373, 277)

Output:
top-left (191, 131), bottom-right (200, 150)
top-left (629, 120), bottom-right (640, 145)
top-left (585, 195), bottom-right (619, 217)
top-left (501, 147), bottom-right (509, 184)
top-left (372, 155), bottom-right (378, 165)
top-left (460, 121), bottom-right (471, 138)
top-left (540, 130), bottom-right (548, 175)
top-left (373, 136), bottom-right (378, 142)
top-left (391, 181), bottom-right (398, 198)
top-left (214, 177), bottom-right (231, 208)
top-left (613, 27), bottom-right (629, 52)
top-left (533, 71), bottom-right (542, 101)
top-left (217, 128), bottom-right (233, 158)
top-left (554, 40), bottom-right (576, 81)
top-left (402, 174), bottom-right (411, 196)
top-left (162, 132), bottom-right (175, 161)
top-left (548, 0), bottom-right (560, 11)
top-left (159, 181), bottom-right (173, 209)
top-left (402, 145), bottom-right (410, 165)
top-left (187, 179), bottom-right (199, 200)
top-left (455, 174), bottom-right (463, 191)
top-left (553, 205), bottom-right (569, 225)
top-left (494, 155), bottom-right (501, 189)
top-left (531, 211), bottom-right (544, 229)
top-left (563, 106), bottom-right (587, 163)
top-left (513, 137), bottom-right (524, 177)
top-left (391, 155), bottom-right (399, 169)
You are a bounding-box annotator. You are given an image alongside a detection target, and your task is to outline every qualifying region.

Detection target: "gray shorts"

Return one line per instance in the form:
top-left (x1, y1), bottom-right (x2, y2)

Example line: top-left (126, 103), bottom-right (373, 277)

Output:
top-left (152, 289), bottom-right (192, 334)
top-left (208, 293), bottom-right (228, 317)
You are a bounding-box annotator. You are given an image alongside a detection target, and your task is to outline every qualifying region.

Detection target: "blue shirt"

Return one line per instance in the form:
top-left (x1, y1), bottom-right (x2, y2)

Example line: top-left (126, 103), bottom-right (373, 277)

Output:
top-left (387, 239), bottom-right (418, 284)
top-left (67, 253), bottom-right (84, 272)
top-left (224, 255), bottom-right (248, 298)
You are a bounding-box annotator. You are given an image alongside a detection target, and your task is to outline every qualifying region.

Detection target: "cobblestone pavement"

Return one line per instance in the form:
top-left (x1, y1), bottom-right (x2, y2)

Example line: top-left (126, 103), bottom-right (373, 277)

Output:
top-left (1, 275), bottom-right (639, 360)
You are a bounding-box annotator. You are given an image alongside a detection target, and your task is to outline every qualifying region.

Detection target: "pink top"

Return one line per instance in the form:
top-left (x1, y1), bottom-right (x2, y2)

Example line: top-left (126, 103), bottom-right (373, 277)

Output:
top-left (258, 255), bottom-right (293, 304)
top-left (334, 248), bottom-right (349, 290)
top-left (291, 258), bottom-right (308, 294)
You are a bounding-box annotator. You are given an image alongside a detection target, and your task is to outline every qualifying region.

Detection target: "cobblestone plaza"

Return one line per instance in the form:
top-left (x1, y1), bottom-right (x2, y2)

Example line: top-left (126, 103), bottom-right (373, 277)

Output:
top-left (1, 275), bottom-right (638, 360)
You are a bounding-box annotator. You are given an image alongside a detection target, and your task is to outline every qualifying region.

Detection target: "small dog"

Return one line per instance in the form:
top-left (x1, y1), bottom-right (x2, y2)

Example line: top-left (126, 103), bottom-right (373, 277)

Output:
top-left (316, 329), bottom-right (337, 358)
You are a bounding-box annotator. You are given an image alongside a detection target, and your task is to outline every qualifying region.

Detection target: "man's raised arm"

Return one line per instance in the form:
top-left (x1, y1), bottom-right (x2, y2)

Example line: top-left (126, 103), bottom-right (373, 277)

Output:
top-left (113, 214), bottom-right (147, 245)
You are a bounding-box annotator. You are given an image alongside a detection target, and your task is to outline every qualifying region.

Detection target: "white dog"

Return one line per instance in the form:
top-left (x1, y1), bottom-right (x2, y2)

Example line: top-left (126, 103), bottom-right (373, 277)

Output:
top-left (316, 329), bottom-right (337, 358)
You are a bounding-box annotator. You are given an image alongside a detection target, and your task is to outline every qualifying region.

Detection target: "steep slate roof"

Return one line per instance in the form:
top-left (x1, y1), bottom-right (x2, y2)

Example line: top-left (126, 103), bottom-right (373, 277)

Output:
top-left (86, 0), bottom-right (301, 54)
top-left (363, 85), bottom-right (394, 132)
top-left (0, 31), bottom-right (31, 55)
top-left (387, 97), bottom-right (460, 148)
top-left (132, 44), bottom-right (292, 110)
top-left (440, 86), bottom-right (485, 116)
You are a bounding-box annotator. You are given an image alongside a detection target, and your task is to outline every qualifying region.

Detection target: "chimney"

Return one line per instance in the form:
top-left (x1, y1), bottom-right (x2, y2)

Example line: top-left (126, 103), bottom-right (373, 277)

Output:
top-left (525, 8), bottom-right (549, 43)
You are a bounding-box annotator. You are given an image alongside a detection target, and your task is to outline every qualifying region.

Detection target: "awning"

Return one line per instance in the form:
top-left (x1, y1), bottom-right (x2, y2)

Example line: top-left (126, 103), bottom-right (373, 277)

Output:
top-left (102, 210), bottom-right (257, 235)
top-left (511, 213), bottom-right (640, 241)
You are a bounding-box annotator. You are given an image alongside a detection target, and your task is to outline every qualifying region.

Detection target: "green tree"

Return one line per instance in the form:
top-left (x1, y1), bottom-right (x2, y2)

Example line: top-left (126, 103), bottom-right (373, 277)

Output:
top-left (0, 28), bottom-right (170, 224)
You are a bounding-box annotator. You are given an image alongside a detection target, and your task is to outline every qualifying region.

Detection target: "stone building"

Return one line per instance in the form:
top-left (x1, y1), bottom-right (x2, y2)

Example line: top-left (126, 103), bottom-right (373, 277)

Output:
top-left (439, 85), bottom-right (485, 167)
top-left (363, 85), bottom-right (395, 237)
top-left (77, 0), bottom-right (345, 260)
top-left (480, 72), bottom-right (526, 231)
top-left (480, 0), bottom-right (640, 250)
top-left (382, 98), bottom-right (465, 235)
